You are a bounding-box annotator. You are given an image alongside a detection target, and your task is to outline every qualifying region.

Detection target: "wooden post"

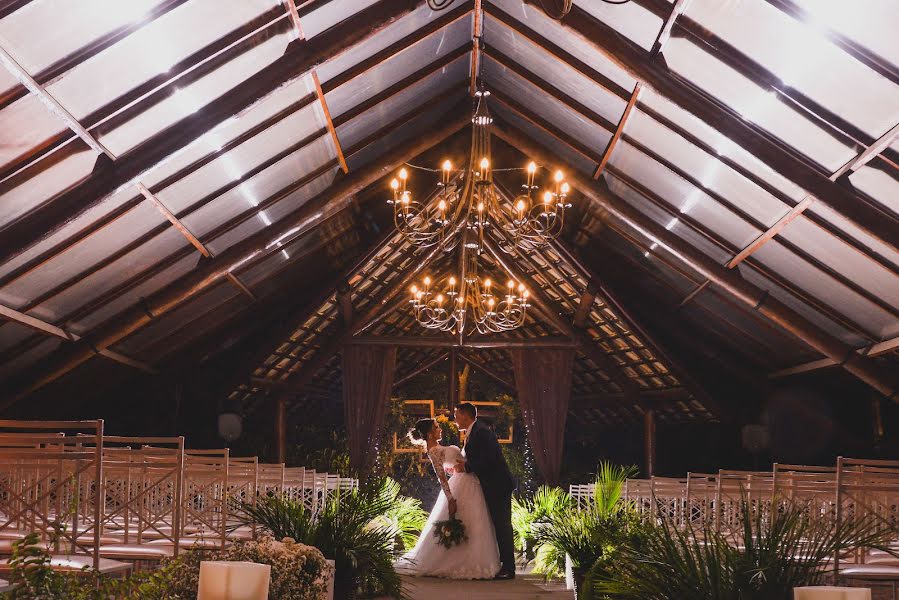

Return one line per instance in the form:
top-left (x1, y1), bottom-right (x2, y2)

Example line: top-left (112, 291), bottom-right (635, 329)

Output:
top-left (448, 349), bottom-right (459, 413)
top-left (276, 396), bottom-right (287, 465)
top-left (644, 408), bottom-right (656, 478)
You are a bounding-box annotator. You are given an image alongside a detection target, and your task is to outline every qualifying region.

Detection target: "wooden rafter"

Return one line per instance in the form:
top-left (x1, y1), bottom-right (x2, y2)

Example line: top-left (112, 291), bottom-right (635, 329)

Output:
top-left (0, 0), bottom-right (423, 267)
top-left (593, 83), bottom-right (642, 179)
top-left (226, 273), bottom-right (257, 301)
top-left (493, 123), bottom-right (899, 401)
top-left (394, 352), bottom-right (449, 388)
top-left (770, 335), bottom-right (899, 379)
top-left (652, 0), bottom-right (692, 55)
top-left (679, 280), bottom-right (710, 309)
top-left (0, 304), bottom-right (155, 374)
top-left (312, 71), bottom-right (349, 173)
top-left (137, 183), bottom-right (211, 257)
top-left (485, 2), bottom-right (899, 253)
top-left (458, 353), bottom-right (514, 389)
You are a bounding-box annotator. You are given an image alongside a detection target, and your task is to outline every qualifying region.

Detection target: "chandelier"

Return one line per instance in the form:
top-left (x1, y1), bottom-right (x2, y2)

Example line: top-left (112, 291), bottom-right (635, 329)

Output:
top-left (386, 89), bottom-right (572, 335)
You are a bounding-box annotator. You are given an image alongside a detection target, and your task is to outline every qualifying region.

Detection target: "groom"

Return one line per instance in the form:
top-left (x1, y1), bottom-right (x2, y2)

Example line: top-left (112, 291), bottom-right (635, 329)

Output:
top-left (454, 402), bottom-right (516, 580)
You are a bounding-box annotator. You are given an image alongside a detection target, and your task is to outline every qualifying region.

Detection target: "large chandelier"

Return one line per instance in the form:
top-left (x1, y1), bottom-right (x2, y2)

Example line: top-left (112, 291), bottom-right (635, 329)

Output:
top-left (387, 89), bottom-right (572, 335)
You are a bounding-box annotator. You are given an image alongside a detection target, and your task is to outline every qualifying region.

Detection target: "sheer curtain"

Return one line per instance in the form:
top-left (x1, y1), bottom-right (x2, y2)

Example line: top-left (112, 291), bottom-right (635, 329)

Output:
top-left (342, 344), bottom-right (397, 473)
top-left (509, 347), bottom-right (574, 485)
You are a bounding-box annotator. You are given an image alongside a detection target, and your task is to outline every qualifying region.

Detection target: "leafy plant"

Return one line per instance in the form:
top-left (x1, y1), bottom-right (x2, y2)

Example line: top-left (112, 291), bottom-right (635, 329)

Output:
top-left (596, 496), bottom-right (899, 600)
top-left (236, 478), bottom-right (411, 599)
top-left (371, 478), bottom-right (428, 552)
top-left (530, 463), bottom-right (645, 599)
top-left (512, 485), bottom-right (573, 555)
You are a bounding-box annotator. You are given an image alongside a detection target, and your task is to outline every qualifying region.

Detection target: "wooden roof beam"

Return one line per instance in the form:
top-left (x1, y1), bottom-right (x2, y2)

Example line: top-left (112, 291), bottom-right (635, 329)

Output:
top-left (651, 0), bottom-right (692, 56)
top-left (349, 336), bottom-right (578, 348)
top-left (0, 0), bottom-right (425, 267)
top-left (0, 113), bottom-right (469, 408)
top-left (394, 352), bottom-right (449, 388)
top-left (593, 83), bottom-right (642, 179)
top-left (0, 304), bottom-right (155, 374)
top-left (488, 1), bottom-right (899, 253)
top-left (458, 352), bottom-right (514, 389)
top-left (494, 123), bottom-right (899, 402)
top-left (770, 334), bottom-right (899, 379)
top-left (136, 183), bottom-right (211, 257)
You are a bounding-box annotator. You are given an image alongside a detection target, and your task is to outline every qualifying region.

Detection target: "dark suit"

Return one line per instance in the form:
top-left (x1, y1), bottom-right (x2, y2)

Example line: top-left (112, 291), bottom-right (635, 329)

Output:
top-left (463, 419), bottom-right (516, 575)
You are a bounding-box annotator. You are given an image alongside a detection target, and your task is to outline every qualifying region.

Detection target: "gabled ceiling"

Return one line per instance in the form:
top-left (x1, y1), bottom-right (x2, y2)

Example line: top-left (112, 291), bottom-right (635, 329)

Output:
top-left (0, 0), bottom-right (897, 419)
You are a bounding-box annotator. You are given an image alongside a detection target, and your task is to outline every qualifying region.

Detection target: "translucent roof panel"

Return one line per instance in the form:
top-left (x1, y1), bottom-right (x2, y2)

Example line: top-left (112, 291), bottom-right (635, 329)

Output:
top-left (492, 102), bottom-right (597, 176)
top-left (0, 146), bottom-right (97, 230)
top-left (779, 214), bottom-right (899, 309)
top-left (488, 0), bottom-right (637, 94)
top-left (0, 0), bottom-right (171, 74)
top-left (604, 171), bottom-right (734, 267)
top-left (805, 201), bottom-right (899, 274)
top-left (0, 199), bottom-right (168, 309)
top-left (608, 141), bottom-right (761, 250)
top-left (751, 240), bottom-right (898, 339)
top-left (573, 0), bottom-right (663, 52)
top-left (94, 25), bottom-right (295, 156)
top-left (336, 62), bottom-right (467, 151)
top-left (197, 166), bottom-right (338, 256)
top-left (44, 0), bottom-right (284, 121)
top-left (483, 57), bottom-right (613, 160)
top-left (346, 92), bottom-right (467, 172)
top-left (0, 320), bottom-right (34, 354)
top-left (483, 14), bottom-right (628, 126)
top-left (154, 96), bottom-right (328, 215)
top-left (324, 17), bottom-right (471, 120)
top-left (625, 108), bottom-right (789, 227)
top-left (848, 164), bottom-right (899, 217)
top-left (638, 87), bottom-right (809, 203)
top-left (23, 227), bottom-right (189, 325)
top-left (736, 261), bottom-right (868, 347)
top-left (686, 0), bottom-right (899, 140)
top-left (0, 93), bottom-right (70, 175)
top-left (662, 37), bottom-right (858, 172)
top-left (789, 0), bottom-right (899, 71)
top-left (315, 0), bottom-right (469, 83)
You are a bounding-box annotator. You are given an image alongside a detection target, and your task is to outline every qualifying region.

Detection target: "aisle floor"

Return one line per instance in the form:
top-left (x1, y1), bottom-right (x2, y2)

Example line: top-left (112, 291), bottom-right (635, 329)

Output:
top-left (383, 573), bottom-right (572, 600)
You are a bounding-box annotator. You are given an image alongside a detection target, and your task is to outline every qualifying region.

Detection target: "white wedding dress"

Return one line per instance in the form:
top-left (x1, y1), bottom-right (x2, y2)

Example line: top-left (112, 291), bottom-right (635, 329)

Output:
top-left (397, 444), bottom-right (501, 579)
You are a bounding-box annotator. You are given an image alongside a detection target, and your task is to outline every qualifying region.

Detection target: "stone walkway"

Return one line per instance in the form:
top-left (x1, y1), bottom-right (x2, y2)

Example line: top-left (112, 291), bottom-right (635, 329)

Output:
top-left (383, 573), bottom-right (572, 600)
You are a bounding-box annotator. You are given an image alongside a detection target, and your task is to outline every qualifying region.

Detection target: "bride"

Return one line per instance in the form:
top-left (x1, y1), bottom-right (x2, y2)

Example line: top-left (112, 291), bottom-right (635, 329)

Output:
top-left (397, 418), bottom-right (501, 579)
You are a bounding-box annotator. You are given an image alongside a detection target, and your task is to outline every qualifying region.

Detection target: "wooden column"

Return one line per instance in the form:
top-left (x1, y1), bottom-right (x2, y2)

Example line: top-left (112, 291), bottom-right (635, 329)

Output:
top-left (276, 396), bottom-right (287, 465)
top-left (448, 349), bottom-right (459, 412)
top-left (644, 408), bottom-right (656, 478)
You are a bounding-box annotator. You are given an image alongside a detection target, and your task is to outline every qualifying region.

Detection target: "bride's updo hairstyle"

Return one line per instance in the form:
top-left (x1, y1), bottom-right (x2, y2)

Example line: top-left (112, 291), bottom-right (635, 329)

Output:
top-left (408, 418), bottom-right (436, 446)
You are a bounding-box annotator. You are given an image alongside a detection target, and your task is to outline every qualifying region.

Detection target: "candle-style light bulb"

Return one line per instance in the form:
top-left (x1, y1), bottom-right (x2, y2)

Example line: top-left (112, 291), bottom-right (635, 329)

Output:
top-left (543, 191), bottom-right (553, 204)
top-left (554, 169), bottom-right (564, 183)
top-left (507, 279), bottom-right (515, 290)
top-left (442, 160), bottom-right (452, 172)
top-left (561, 182), bottom-right (570, 194)
top-left (424, 276), bottom-right (431, 286)
top-left (527, 161), bottom-right (537, 174)
top-left (518, 283), bottom-right (526, 293)
top-left (390, 178), bottom-right (399, 190)
top-left (480, 157), bottom-right (490, 170)
top-left (484, 278), bottom-right (492, 288)
top-left (449, 276), bottom-right (456, 286)
top-left (399, 167), bottom-right (408, 180)
top-left (410, 285), bottom-right (418, 294)
top-left (438, 199), bottom-right (447, 212)
top-left (436, 294), bottom-right (444, 304)
top-left (488, 297), bottom-right (495, 308)
top-left (516, 199), bottom-right (526, 213)
top-left (523, 290), bottom-right (530, 299)
top-left (477, 202), bottom-right (484, 212)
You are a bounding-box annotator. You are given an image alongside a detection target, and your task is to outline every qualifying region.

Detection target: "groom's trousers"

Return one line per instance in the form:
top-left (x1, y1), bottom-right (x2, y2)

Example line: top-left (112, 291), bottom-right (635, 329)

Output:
top-left (483, 486), bottom-right (515, 574)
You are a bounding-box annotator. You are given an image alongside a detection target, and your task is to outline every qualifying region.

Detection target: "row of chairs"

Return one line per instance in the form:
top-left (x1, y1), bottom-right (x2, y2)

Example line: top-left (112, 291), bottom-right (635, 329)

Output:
top-left (570, 457), bottom-right (899, 595)
top-left (0, 419), bottom-right (357, 574)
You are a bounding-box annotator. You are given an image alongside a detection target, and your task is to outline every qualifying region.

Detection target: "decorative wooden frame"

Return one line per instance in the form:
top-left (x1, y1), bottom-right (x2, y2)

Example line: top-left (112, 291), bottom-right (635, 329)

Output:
top-left (392, 400), bottom-right (435, 454)
top-left (463, 401), bottom-right (514, 444)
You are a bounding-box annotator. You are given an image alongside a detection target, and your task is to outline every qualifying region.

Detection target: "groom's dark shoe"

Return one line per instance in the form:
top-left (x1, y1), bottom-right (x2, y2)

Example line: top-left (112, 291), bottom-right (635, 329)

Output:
top-left (493, 571), bottom-right (515, 580)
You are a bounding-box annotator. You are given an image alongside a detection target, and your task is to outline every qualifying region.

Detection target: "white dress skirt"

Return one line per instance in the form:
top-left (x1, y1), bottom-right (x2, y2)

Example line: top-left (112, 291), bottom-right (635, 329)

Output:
top-left (397, 445), bottom-right (501, 579)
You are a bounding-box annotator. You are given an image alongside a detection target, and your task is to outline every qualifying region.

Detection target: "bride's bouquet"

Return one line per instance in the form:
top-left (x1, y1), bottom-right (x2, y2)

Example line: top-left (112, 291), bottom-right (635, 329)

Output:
top-left (432, 517), bottom-right (467, 548)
